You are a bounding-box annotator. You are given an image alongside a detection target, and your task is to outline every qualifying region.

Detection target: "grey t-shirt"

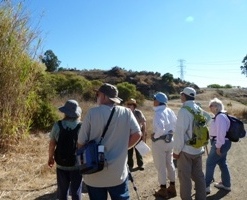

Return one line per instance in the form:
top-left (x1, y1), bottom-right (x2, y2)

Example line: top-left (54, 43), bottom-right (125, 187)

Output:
top-left (78, 105), bottom-right (141, 187)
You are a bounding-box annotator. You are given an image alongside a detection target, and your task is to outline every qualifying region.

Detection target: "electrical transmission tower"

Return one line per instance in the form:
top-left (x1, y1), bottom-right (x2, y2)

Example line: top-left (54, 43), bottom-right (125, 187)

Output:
top-left (178, 59), bottom-right (185, 80)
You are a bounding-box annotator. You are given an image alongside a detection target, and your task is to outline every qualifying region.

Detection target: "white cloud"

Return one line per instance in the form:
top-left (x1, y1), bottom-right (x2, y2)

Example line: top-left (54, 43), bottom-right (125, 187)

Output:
top-left (185, 16), bottom-right (194, 22)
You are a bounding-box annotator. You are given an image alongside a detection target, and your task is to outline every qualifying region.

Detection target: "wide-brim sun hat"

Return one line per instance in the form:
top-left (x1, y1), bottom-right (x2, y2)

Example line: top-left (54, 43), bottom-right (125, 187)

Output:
top-left (59, 99), bottom-right (82, 118)
top-left (154, 92), bottom-right (168, 104)
top-left (126, 98), bottom-right (137, 106)
top-left (180, 87), bottom-right (196, 97)
top-left (95, 83), bottom-right (122, 104)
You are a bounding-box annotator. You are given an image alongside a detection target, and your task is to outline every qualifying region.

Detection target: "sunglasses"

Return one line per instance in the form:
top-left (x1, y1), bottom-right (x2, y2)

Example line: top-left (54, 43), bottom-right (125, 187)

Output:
top-left (127, 103), bottom-right (134, 106)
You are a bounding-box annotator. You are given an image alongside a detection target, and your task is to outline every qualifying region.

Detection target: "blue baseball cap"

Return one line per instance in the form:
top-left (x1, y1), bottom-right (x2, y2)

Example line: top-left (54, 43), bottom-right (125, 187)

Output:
top-left (153, 92), bottom-right (168, 103)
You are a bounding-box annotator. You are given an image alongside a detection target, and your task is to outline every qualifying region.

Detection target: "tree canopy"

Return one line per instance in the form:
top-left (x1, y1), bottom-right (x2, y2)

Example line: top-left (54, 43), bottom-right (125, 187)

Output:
top-left (240, 54), bottom-right (247, 76)
top-left (41, 50), bottom-right (61, 72)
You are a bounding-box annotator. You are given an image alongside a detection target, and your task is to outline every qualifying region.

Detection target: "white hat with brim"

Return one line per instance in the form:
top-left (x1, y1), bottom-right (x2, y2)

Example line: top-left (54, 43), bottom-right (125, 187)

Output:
top-left (126, 98), bottom-right (137, 106)
top-left (180, 87), bottom-right (196, 97)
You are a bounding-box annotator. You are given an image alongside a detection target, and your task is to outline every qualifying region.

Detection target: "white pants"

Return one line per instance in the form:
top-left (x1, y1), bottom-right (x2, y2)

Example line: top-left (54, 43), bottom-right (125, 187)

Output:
top-left (152, 140), bottom-right (176, 185)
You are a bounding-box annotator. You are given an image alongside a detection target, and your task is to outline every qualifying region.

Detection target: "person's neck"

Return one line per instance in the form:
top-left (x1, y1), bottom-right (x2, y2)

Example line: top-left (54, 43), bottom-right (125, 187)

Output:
top-left (101, 103), bottom-right (115, 107)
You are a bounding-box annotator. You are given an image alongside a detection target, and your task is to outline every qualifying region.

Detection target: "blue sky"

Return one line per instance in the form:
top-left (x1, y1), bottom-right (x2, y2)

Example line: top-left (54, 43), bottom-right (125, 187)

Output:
top-left (23, 0), bottom-right (247, 88)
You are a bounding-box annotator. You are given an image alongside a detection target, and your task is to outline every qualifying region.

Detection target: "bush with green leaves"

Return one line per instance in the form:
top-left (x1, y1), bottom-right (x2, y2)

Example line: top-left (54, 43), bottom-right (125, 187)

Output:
top-left (31, 100), bottom-right (59, 132)
top-left (49, 72), bottom-right (92, 97)
top-left (117, 82), bottom-right (145, 105)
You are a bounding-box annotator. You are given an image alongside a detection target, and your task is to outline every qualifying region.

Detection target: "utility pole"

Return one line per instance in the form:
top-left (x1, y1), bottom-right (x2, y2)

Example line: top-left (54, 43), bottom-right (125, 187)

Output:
top-left (178, 59), bottom-right (185, 80)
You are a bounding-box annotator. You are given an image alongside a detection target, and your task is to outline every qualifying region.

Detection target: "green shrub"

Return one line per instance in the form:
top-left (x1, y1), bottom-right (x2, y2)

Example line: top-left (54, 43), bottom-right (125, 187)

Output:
top-left (31, 101), bottom-right (59, 132)
top-left (116, 82), bottom-right (145, 105)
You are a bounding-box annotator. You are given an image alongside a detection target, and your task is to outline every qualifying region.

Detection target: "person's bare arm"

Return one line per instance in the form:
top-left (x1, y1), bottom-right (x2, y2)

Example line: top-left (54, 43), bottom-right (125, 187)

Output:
top-left (141, 122), bottom-right (147, 142)
top-left (48, 139), bottom-right (56, 168)
top-left (128, 131), bottom-right (142, 149)
top-left (77, 142), bottom-right (85, 149)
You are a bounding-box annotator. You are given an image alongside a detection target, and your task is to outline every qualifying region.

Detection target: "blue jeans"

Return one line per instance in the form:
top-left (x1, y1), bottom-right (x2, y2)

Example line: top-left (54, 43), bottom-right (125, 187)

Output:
top-left (205, 140), bottom-right (231, 187)
top-left (86, 177), bottom-right (130, 200)
top-left (56, 168), bottom-right (82, 200)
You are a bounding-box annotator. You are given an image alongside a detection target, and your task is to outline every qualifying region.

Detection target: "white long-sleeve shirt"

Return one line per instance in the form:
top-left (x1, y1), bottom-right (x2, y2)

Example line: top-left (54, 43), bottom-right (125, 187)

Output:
top-left (153, 105), bottom-right (177, 139)
top-left (173, 101), bottom-right (205, 155)
top-left (210, 113), bottom-right (230, 148)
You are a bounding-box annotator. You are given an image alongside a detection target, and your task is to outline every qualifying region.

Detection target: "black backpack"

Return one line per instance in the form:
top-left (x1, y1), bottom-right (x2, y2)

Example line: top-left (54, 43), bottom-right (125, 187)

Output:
top-left (215, 113), bottom-right (246, 142)
top-left (54, 120), bottom-right (82, 166)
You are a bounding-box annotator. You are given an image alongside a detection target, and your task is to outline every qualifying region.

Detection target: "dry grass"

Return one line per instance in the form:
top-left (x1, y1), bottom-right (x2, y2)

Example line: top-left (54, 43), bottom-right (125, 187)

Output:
top-left (0, 133), bottom-right (57, 200)
top-left (0, 89), bottom-right (247, 199)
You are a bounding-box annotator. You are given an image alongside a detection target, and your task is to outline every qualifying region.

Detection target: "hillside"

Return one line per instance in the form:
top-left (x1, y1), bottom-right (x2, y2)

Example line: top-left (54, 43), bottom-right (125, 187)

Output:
top-left (64, 66), bottom-right (200, 97)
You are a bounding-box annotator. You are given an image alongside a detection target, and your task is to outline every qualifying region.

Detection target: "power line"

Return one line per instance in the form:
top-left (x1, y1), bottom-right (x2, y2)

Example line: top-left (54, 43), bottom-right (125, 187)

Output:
top-left (185, 67), bottom-right (241, 72)
top-left (186, 60), bottom-right (240, 65)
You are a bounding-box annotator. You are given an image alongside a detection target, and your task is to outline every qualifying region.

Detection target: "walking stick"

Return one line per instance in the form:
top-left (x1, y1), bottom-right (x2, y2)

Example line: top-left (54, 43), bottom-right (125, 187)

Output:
top-left (128, 167), bottom-right (141, 200)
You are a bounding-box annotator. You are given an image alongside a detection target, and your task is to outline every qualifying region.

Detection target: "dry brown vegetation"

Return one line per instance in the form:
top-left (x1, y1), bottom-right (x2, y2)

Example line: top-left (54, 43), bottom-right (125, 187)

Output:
top-left (0, 89), bottom-right (247, 200)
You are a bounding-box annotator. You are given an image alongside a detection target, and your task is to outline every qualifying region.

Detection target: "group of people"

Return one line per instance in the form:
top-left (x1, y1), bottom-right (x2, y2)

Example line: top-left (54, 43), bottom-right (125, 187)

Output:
top-left (48, 83), bottom-right (232, 200)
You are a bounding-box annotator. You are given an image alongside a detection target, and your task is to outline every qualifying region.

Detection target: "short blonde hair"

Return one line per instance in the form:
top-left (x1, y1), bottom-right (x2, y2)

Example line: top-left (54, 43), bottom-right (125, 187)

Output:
top-left (209, 98), bottom-right (226, 112)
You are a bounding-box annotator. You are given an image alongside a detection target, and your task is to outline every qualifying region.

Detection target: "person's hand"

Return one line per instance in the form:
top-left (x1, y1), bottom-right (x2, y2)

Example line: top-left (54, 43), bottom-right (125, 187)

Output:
top-left (216, 148), bottom-right (221, 156)
top-left (48, 157), bottom-right (55, 168)
top-left (173, 153), bottom-right (180, 159)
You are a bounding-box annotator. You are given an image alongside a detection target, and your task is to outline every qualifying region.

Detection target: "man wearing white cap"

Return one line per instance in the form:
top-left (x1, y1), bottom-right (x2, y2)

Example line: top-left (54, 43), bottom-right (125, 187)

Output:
top-left (77, 83), bottom-right (142, 200)
top-left (152, 92), bottom-right (177, 199)
top-left (173, 87), bottom-right (206, 200)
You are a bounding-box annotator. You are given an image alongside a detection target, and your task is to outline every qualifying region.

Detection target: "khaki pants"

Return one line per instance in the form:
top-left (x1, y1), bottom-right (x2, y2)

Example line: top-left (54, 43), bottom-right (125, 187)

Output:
top-left (152, 140), bottom-right (176, 185)
top-left (177, 151), bottom-right (206, 200)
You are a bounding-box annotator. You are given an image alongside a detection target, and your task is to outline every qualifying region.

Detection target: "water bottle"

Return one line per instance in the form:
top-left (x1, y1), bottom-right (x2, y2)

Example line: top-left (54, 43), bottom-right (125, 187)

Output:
top-left (98, 145), bottom-right (105, 164)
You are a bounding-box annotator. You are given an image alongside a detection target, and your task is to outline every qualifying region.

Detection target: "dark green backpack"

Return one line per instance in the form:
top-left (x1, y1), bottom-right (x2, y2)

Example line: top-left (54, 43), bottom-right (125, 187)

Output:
top-left (183, 106), bottom-right (209, 148)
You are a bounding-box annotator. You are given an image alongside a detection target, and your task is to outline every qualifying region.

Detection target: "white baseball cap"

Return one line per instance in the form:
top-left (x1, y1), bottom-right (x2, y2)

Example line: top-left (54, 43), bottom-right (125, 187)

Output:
top-left (180, 87), bottom-right (196, 97)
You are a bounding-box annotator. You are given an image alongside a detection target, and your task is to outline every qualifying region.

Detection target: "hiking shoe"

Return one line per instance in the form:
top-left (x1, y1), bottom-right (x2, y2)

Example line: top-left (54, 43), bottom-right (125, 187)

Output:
top-left (167, 185), bottom-right (177, 198)
top-left (214, 182), bottom-right (231, 191)
top-left (206, 186), bottom-right (211, 194)
top-left (153, 187), bottom-right (168, 199)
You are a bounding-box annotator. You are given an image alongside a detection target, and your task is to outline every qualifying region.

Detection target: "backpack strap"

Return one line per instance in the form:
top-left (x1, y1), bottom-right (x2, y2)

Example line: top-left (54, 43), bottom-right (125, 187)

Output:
top-left (183, 106), bottom-right (194, 114)
top-left (182, 106), bottom-right (195, 140)
top-left (213, 111), bottom-right (227, 120)
top-left (98, 107), bottom-right (116, 144)
top-left (74, 122), bottom-right (82, 132)
top-left (57, 120), bottom-right (64, 131)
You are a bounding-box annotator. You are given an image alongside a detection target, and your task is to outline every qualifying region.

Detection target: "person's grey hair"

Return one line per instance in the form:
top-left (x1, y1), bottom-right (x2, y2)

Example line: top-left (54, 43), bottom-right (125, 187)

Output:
top-left (209, 98), bottom-right (225, 112)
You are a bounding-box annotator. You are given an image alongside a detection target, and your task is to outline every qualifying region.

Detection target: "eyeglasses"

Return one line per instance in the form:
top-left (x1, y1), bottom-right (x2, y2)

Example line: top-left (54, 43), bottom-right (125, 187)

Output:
top-left (127, 103), bottom-right (134, 106)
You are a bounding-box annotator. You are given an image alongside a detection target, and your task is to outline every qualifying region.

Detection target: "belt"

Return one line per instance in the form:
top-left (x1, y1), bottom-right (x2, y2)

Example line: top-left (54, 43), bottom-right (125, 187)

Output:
top-left (210, 136), bottom-right (229, 141)
top-left (210, 136), bottom-right (216, 141)
top-left (151, 133), bottom-right (173, 143)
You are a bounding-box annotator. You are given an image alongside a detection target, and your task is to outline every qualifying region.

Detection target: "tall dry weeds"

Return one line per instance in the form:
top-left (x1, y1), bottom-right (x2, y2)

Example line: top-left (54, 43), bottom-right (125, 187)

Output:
top-left (0, 1), bottom-right (44, 149)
